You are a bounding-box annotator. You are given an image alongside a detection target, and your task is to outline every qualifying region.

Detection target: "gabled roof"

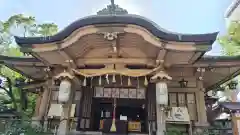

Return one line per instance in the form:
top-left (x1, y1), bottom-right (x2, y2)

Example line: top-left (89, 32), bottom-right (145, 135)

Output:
top-left (14, 15), bottom-right (218, 47)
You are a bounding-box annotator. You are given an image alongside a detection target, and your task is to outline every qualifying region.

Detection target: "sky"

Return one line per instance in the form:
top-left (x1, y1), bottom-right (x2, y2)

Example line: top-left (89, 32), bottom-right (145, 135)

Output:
top-left (0, 0), bottom-right (233, 55)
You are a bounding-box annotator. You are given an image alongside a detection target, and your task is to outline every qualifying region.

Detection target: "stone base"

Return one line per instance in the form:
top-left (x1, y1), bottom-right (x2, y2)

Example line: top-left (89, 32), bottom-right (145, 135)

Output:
top-left (193, 123), bottom-right (209, 135)
top-left (69, 131), bottom-right (148, 135)
top-left (31, 117), bottom-right (41, 127)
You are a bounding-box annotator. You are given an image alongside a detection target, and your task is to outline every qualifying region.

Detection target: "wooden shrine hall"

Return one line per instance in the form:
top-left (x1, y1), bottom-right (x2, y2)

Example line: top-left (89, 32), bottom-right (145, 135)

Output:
top-left (1, 3), bottom-right (240, 135)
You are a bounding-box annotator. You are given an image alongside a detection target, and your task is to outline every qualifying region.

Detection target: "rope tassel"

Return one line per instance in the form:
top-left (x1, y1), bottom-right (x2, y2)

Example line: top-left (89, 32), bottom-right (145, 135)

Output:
top-left (128, 76), bottom-right (131, 86)
top-left (144, 76), bottom-right (148, 86)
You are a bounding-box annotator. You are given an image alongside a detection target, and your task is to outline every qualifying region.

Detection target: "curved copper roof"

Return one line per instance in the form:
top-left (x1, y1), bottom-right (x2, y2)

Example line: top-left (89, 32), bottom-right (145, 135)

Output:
top-left (14, 15), bottom-right (218, 47)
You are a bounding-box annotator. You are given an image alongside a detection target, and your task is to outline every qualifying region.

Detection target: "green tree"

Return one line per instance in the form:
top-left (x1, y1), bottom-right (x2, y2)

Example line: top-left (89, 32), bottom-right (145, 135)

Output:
top-left (0, 14), bottom-right (58, 116)
top-left (37, 23), bottom-right (58, 36)
top-left (218, 21), bottom-right (240, 56)
top-left (0, 14), bottom-right (58, 134)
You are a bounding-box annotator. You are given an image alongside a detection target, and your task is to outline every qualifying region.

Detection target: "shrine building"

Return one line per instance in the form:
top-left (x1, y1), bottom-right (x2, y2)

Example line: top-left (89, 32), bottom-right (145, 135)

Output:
top-left (1, 2), bottom-right (240, 135)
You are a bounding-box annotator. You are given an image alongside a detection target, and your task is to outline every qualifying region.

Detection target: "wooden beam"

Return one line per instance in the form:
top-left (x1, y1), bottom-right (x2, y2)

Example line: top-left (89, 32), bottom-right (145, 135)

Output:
top-left (21, 82), bottom-right (46, 89)
top-left (58, 51), bottom-right (77, 68)
top-left (73, 68), bottom-right (153, 77)
top-left (172, 63), bottom-right (240, 68)
top-left (156, 49), bottom-right (167, 61)
top-left (188, 52), bottom-right (203, 64)
top-left (76, 58), bottom-right (156, 66)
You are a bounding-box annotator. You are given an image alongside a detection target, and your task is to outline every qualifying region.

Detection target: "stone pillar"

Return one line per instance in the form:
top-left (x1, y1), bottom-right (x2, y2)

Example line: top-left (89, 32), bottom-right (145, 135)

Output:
top-left (155, 81), bottom-right (168, 135)
top-left (57, 103), bottom-right (73, 135)
top-left (156, 105), bottom-right (166, 135)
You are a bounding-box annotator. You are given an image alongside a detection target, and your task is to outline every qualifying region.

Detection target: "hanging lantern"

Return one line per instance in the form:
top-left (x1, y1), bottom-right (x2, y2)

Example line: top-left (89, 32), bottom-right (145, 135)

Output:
top-left (144, 76), bottom-right (148, 86)
top-left (228, 80), bottom-right (238, 90)
top-left (156, 82), bottom-right (168, 105)
top-left (179, 78), bottom-right (188, 88)
top-left (112, 74), bottom-right (116, 83)
top-left (58, 79), bottom-right (72, 103)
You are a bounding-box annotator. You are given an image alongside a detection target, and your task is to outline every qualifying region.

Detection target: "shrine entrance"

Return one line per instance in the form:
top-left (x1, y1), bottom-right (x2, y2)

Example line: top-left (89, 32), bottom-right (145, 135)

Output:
top-left (91, 87), bottom-right (147, 133)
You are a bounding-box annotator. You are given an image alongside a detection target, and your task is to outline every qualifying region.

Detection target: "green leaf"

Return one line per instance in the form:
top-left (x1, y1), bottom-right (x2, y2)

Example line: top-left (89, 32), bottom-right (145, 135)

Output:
top-left (219, 21), bottom-right (240, 56)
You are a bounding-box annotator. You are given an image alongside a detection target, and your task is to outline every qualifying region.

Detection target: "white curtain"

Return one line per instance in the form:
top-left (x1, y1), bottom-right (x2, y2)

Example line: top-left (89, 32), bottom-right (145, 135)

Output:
top-left (156, 82), bottom-right (168, 105)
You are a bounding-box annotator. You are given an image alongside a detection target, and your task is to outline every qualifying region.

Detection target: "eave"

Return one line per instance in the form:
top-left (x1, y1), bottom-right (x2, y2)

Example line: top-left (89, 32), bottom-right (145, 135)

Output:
top-left (14, 15), bottom-right (218, 47)
top-left (173, 55), bottom-right (240, 91)
top-left (198, 55), bottom-right (240, 90)
top-left (0, 55), bottom-right (46, 80)
top-left (15, 80), bottom-right (46, 93)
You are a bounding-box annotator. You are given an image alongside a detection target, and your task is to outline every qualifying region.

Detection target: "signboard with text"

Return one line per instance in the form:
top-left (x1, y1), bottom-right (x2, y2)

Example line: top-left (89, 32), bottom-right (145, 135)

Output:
top-left (166, 107), bottom-right (190, 122)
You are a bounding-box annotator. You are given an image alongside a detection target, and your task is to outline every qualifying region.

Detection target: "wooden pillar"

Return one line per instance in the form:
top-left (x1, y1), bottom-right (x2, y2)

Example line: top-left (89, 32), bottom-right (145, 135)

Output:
top-left (32, 85), bottom-right (51, 126)
top-left (33, 92), bottom-right (43, 117)
top-left (196, 80), bottom-right (208, 125)
top-left (196, 68), bottom-right (208, 126)
top-left (231, 88), bottom-right (239, 135)
top-left (147, 83), bottom-right (156, 133)
top-left (232, 114), bottom-right (240, 135)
